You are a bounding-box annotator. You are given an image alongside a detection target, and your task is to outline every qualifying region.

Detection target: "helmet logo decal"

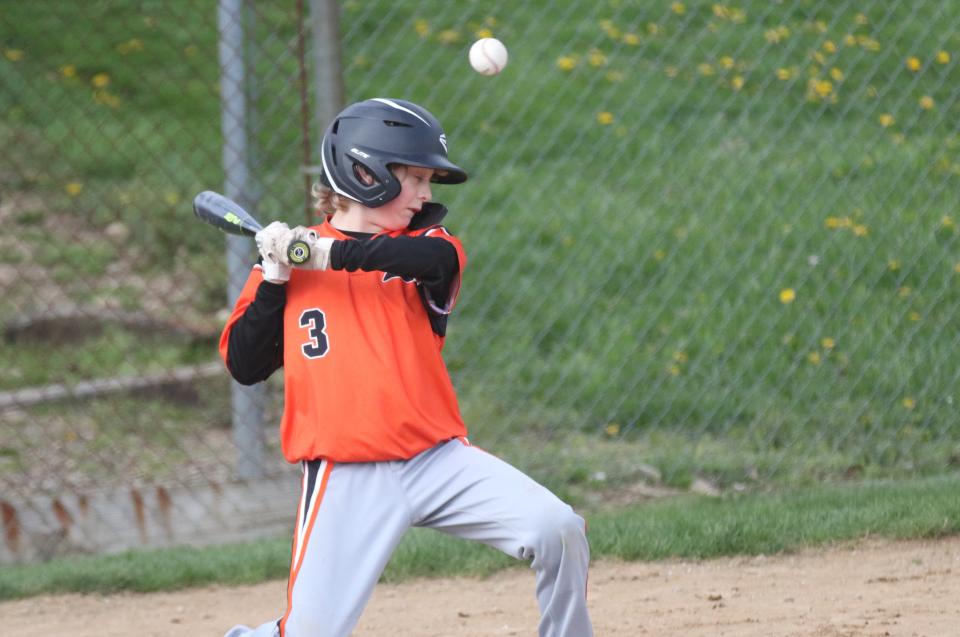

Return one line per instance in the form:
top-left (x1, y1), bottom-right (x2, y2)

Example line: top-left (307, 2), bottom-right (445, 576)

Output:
top-left (439, 134), bottom-right (448, 152)
top-left (370, 98), bottom-right (430, 125)
top-left (350, 147), bottom-right (370, 159)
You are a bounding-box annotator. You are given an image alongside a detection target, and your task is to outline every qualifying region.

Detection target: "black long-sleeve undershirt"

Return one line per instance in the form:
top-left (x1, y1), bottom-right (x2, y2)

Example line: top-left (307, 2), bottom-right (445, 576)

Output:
top-left (225, 278), bottom-right (286, 384)
top-left (225, 232), bottom-right (460, 385)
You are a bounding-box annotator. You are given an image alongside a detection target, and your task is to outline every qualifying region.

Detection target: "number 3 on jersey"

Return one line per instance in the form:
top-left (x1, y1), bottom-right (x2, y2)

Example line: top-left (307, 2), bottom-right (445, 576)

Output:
top-left (299, 308), bottom-right (329, 358)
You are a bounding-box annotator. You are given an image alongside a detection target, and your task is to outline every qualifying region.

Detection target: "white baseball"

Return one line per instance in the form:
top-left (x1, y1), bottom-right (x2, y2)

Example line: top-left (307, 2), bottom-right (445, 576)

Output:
top-left (469, 38), bottom-right (508, 76)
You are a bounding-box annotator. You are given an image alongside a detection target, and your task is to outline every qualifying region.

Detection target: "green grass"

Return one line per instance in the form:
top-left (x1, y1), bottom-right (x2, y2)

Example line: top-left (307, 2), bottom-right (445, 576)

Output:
top-left (1, 475), bottom-right (957, 599)
top-left (2, 0), bottom-right (960, 494)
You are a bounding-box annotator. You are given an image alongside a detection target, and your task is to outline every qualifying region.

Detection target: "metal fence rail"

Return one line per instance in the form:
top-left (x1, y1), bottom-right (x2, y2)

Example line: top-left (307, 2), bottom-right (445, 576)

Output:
top-left (1, 0), bottom-right (957, 562)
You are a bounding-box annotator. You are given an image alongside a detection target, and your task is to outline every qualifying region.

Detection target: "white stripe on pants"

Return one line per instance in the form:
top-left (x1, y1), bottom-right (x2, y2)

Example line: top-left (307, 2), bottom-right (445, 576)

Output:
top-left (224, 438), bottom-right (593, 637)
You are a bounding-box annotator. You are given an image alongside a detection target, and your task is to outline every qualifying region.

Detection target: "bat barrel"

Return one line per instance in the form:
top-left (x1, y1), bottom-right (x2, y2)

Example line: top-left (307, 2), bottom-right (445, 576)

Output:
top-left (193, 191), bottom-right (263, 237)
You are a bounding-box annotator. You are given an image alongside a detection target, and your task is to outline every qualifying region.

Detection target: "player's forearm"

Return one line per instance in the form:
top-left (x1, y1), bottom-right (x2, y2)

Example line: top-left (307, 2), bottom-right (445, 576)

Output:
top-left (225, 280), bottom-right (286, 384)
top-left (331, 235), bottom-right (459, 285)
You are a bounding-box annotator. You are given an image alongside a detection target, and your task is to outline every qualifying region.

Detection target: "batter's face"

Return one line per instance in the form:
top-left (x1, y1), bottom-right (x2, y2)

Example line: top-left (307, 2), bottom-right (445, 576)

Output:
top-left (365, 165), bottom-right (435, 233)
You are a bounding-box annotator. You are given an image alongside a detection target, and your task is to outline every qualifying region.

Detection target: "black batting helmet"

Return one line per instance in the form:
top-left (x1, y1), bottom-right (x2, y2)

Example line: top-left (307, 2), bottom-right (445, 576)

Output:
top-left (319, 98), bottom-right (468, 208)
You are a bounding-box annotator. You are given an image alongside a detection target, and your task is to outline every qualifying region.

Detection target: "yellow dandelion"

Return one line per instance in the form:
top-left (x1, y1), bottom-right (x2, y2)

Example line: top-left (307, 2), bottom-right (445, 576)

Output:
top-left (830, 67), bottom-right (844, 82)
top-left (821, 337), bottom-right (835, 350)
top-left (671, 2), bottom-right (686, 15)
top-left (414, 19), bottom-right (429, 38)
top-left (605, 70), bottom-right (625, 83)
top-left (720, 56), bottom-right (734, 69)
top-left (673, 351), bottom-right (689, 364)
top-left (807, 351), bottom-right (822, 365)
top-left (600, 20), bottom-right (621, 39)
top-left (764, 29), bottom-right (782, 44)
top-left (475, 27), bottom-right (493, 39)
top-left (906, 56), bottom-right (921, 72)
top-left (3, 49), bottom-right (24, 61)
top-left (782, 333), bottom-right (794, 345)
top-left (596, 111), bottom-right (614, 125)
top-left (712, 4), bottom-right (730, 19)
top-left (653, 249), bottom-right (666, 261)
top-left (664, 65), bottom-right (679, 78)
top-left (919, 95), bottom-right (935, 110)
top-left (814, 20), bottom-right (827, 33)
top-left (888, 259), bottom-right (901, 271)
top-left (953, 262), bottom-right (960, 274)
top-left (812, 51), bottom-right (826, 66)
top-left (698, 63), bottom-right (715, 76)
top-left (814, 79), bottom-right (833, 97)
top-left (93, 91), bottom-right (121, 108)
top-left (866, 85), bottom-right (878, 98)
top-left (822, 40), bottom-right (837, 54)
top-left (776, 67), bottom-right (793, 81)
top-left (605, 423), bottom-right (621, 436)
top-left (668, 364), bottom-right (681, 377)
top-left (825, 216), bottom-right (840, 229)
top-left (730, 8), bottom-right (746, 23)
top-left (116, 38), bottom-right (144, 54)
top-left (909, 311), bottom-right (921, 322)
top-left (902, 397), bottom-right (915, 410)
top-left (731, 75), bottom-right (744, 91)
top-left (853, 224), bottom-right (868, 237)
top-left (437, 29), bottom-right (461, 44)
top-left (556, 56), bottom-right (578, 71)
top-left (588, 48), bottom-right (608, 67)
top-left (892, 133), bottom-right (905, 145)
top-left (879, 113), bottom-right (895, 127)
top-left (779, 288), bottom-right (796, 304)
top-left (646, 22), bottom-right (660, 36)
top-left (897, 286), bottom-right (912, 298)
top-left (65, 182), bottom-right (83, 196)
top-left (622, 33), bottom-right (640, 46)
top-left (942, 215), bottom-right (955, 228)
top-left (91, 72), bottom-right (110, 88)
top-left (485, 16), bottom-right (497, 27)
top-left (843, 33), bottom-right (857, 47)
top-left (60, 64), bottom-right (77, 78)
top-left (858, 36), bottom-right (881, 52)
top-left (936, 50), bottom-right (950, 64)
top-left (855, 13), bottom-right (869, 25)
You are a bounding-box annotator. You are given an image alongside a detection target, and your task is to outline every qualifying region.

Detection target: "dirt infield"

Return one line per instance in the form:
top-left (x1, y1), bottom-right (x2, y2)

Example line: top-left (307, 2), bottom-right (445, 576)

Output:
top-left (4, 535), bottom-right (958, 636)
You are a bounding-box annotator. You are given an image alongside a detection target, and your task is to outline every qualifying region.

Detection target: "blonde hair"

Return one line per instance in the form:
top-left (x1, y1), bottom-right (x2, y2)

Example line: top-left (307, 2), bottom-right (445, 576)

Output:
top-left (312, 164), bottom-right (411, 215)
top-left (311, 181), bottom-right (352, 215)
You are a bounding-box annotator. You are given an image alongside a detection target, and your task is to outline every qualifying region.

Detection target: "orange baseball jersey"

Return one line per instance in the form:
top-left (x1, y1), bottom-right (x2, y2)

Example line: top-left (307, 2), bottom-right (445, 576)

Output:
top-left (219, 219), bottom-right (468, 463)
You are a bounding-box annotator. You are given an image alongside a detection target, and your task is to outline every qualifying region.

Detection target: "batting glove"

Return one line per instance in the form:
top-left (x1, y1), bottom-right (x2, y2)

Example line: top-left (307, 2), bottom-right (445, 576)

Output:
top-left (255, 221), bottom-right (294, 284)
top-left (290, 226), bottom-right (335, 271)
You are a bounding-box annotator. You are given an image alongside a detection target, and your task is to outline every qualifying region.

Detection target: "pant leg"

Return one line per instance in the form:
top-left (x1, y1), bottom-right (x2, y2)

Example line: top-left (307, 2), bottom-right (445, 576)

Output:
top-left (402, 440), bottom-right (593, 637)
top-left (224, 459), bottom-right (412, 637)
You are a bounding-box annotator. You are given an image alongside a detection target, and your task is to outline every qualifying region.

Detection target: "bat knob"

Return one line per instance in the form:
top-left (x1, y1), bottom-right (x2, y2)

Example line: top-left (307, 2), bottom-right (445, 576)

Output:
top-left (287, 240), bottom-right (311, 265)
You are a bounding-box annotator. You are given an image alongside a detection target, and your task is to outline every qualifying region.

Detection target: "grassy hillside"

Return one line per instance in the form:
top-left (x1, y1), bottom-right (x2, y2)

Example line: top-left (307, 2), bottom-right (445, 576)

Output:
top-left (1, 1), bottom-right (959, 493)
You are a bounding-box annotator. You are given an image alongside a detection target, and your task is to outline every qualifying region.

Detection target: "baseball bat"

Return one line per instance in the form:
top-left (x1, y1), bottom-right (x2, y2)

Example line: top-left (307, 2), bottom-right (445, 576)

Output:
top-left (192, 191), bottom-right (311, 265)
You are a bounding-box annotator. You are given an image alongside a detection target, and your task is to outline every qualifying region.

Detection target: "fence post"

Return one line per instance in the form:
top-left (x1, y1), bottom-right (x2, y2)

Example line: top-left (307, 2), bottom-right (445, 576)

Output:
top-left (218, 0), bottom-right (266, 479)
top-left (309, 0), bottom-right (346, 151)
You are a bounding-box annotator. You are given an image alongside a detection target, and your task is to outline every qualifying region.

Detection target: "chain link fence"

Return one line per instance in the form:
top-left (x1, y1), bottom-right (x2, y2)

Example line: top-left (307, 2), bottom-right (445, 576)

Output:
top-left (1, 0), bottom-right (958, 562)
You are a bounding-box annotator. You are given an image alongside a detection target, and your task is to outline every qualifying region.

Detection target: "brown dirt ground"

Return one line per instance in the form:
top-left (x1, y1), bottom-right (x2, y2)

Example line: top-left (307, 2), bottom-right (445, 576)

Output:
top-left (3, 536), bottom-right (958, 637)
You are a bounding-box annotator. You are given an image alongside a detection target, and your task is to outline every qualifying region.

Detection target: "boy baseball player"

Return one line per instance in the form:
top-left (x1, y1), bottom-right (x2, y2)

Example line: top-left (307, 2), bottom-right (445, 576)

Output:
top-left (220, 98), bottom-right (593, 637)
